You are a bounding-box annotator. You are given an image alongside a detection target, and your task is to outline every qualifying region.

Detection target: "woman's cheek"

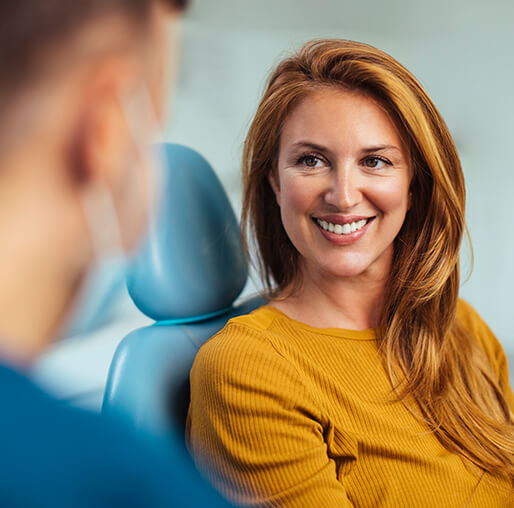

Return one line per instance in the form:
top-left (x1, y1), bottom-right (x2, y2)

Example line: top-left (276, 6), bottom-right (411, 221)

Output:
top-left (369, 178), bottom-right (410, 214)
top-left (280, 175), bottom-right (323, 213)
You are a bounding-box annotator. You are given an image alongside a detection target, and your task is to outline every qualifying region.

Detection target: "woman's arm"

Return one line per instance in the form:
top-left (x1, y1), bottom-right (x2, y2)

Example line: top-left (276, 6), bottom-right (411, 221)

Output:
top-left (186, 323), bottom-right (355, 508)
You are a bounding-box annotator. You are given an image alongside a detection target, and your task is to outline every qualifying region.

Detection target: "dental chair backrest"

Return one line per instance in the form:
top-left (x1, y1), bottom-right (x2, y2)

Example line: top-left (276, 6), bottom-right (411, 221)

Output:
top-left (102, 143), bottom-right (265, 443)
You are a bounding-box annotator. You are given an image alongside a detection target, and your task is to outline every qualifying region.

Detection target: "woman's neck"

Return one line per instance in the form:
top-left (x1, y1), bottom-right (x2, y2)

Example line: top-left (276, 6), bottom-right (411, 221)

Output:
top-left (269, 262), bottom-right (390, 331)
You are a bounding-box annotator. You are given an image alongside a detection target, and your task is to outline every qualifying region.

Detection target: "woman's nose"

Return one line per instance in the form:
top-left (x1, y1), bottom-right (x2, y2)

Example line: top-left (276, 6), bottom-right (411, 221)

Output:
top-left (324, 165), bottom-right (362, 211)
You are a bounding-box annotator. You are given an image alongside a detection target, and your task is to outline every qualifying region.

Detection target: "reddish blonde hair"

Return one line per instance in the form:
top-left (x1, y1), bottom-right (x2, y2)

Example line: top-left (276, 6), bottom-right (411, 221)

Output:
top-left (241, 39), bottom-right (514, 482)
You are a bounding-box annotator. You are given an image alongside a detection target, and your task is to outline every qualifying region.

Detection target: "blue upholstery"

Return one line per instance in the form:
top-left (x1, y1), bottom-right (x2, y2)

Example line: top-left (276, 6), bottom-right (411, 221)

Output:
top-left (102, 144), bottom-right (265, 441)
top-left (127, 143), bottom-right (247, 321)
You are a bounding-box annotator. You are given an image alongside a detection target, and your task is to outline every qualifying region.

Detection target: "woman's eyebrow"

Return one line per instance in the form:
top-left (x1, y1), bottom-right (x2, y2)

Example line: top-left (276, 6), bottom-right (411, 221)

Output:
top-left (290, 140), bottom-right (330, 152)
top-left (360, 144), bottom-right (401, 154)
top-left (287, 141), bottom-right (403, 160)
top-left (291, 141), bottom-right (401, 153)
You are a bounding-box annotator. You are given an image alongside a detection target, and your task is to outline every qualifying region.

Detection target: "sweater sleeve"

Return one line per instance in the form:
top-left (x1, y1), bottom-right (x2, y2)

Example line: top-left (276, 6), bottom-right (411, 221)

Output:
top-left (186, 323), bottom-right (355, 508)
top-left (457, 299), bottom-right (514, 411)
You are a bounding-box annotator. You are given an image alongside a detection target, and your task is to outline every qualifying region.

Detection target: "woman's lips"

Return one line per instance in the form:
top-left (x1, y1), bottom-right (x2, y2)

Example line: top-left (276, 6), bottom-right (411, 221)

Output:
top-left (313, 215), bottom-right (375, 245)
top-left (315, 214), bottom-right (372, 225)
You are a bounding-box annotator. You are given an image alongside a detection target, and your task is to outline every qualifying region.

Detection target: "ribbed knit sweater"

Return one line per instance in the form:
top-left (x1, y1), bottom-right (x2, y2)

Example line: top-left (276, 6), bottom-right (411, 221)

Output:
top-left (186, 299), bottom-right (514, 507)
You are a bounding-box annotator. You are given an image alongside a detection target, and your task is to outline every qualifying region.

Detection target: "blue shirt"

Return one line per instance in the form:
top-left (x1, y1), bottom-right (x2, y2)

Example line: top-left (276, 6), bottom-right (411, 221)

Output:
top-left (0, 363), bottom-right (233, 507)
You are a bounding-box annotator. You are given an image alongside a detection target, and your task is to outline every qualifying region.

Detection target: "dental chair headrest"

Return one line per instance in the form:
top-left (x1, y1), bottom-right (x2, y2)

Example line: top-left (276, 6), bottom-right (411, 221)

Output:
top-left (127, 143), bottom-right (247, 323)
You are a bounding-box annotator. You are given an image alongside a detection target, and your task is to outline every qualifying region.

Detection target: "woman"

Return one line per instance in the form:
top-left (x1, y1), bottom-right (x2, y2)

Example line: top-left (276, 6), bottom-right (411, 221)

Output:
top-left (187, 39), bottom-right (514, 507)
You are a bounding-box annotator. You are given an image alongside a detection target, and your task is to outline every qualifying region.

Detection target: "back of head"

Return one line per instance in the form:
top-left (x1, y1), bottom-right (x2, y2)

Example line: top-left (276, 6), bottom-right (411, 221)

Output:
top-left (0, 0), bottom-right (187, 143)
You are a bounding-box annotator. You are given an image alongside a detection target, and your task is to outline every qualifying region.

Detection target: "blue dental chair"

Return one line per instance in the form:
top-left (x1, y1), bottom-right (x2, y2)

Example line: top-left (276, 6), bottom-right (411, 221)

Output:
top-left (102, 144), bottom-right (265, 443)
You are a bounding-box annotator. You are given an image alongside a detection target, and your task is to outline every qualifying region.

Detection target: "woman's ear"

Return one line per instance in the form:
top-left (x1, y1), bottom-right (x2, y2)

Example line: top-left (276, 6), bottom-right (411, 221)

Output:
top-left (268, 171), bottom-right (281, 207)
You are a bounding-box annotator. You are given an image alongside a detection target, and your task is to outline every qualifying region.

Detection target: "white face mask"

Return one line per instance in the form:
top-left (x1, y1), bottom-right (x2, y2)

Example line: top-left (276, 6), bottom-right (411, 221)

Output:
top-left (58, 86), bottom-right (164, 339)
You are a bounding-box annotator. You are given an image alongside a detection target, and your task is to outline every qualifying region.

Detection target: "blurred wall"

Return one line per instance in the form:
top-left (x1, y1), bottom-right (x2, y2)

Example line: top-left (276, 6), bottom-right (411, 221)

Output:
top-left (166, 0), bottom-right (514, 354)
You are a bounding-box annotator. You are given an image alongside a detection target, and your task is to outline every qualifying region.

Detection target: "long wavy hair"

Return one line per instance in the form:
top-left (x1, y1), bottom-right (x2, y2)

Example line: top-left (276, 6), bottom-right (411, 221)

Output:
top-left (241, 39), bottom-right (514, 483)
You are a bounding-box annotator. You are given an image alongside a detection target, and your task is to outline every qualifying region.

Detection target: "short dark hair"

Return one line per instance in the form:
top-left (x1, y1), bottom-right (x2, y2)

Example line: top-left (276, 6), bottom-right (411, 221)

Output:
top-left (0, 0), bottom-right (187, 100)
top-left (168, 0), bottom-right (189, 8)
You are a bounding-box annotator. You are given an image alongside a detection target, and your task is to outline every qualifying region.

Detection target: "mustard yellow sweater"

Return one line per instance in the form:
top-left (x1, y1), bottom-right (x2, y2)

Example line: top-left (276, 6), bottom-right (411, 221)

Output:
top-left (186, 300), bottom-right (514, 507)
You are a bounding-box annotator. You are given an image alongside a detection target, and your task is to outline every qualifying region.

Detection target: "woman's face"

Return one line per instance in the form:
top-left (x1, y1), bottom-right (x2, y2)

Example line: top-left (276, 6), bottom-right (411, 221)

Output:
top-left (273, 87), bottom-right (411, 284)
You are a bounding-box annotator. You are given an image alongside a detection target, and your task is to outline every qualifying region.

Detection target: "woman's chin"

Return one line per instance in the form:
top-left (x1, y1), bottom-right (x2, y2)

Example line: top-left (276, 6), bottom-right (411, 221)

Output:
top-left (311, 260), bottom-right (374, 281)
top-left (306, 248), bottom-right (393, 282)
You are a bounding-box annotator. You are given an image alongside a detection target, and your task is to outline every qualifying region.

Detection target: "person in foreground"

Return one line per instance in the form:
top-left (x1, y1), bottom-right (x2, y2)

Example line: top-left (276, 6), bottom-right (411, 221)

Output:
top-left (0, 1), bottom-right (232, 506)
top-left (187, 39), bottom-right (514, 507)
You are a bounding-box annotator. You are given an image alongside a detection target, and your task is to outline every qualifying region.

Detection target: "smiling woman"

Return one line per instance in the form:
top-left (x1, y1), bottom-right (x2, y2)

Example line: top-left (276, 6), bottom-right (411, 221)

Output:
top-left (187, 39), bottom-right (514, 507)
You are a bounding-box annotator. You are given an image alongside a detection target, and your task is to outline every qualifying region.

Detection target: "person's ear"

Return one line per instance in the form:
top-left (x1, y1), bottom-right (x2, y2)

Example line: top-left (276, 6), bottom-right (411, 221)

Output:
top-left (268, 171), bottom-right (281, 207)
top-left (68, 56), bottom-right (138, 192)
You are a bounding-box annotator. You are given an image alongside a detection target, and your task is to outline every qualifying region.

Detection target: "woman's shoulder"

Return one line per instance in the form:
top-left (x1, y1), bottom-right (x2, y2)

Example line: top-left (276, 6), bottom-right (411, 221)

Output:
top-left (190, 306), bottom-right (318, 406)
top-left (192, 305), bottom-right (285, 372)
top-left (456, 298), bottom-right (510, 378)
top-left (227, 304), bottom-right (279, 333)
top-left (456, 298), bottom-right (497, 345)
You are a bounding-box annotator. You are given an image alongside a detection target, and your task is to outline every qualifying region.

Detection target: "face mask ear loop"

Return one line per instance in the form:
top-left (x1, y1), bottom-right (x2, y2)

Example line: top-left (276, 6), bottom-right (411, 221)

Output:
top-left (56, 181), bottom-right (127, 340)
top-left (81, 86), bottom-right (158, 260)
top-left (118, 85), bottom-right (167, 244)
top-left (81, 181), bottom-right (125, 260)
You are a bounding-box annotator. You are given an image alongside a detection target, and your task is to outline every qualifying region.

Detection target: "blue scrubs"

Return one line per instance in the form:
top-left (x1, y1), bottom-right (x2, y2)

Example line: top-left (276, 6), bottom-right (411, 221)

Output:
top-left (0, 363), bottom-right (233, 507)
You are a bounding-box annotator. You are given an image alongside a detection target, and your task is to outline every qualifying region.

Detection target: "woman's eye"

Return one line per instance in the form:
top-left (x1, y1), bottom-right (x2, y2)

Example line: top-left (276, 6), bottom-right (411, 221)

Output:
top-left (298, 155), bottom-right (323, 168)
top-left (363, 156), bottom-right (390, 169)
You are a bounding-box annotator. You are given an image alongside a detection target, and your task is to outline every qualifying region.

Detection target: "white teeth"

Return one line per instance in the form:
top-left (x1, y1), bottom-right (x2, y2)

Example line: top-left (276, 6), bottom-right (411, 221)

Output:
top-left (316, 218), bottom-right (368, 235)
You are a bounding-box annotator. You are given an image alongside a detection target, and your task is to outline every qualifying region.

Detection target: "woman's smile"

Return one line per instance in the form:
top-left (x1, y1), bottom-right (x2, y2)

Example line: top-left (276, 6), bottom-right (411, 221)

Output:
top-left (313, 215), bottom-right (376, 246)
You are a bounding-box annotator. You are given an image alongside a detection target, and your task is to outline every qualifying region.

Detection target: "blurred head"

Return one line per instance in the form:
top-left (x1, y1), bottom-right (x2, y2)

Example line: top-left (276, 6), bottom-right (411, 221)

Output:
top-left (0, 0), bottom-right (187, 358)
top-left (242, 39), bottom-right (465, 297)
top-left (0, 0), bottom-right (188, 111)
